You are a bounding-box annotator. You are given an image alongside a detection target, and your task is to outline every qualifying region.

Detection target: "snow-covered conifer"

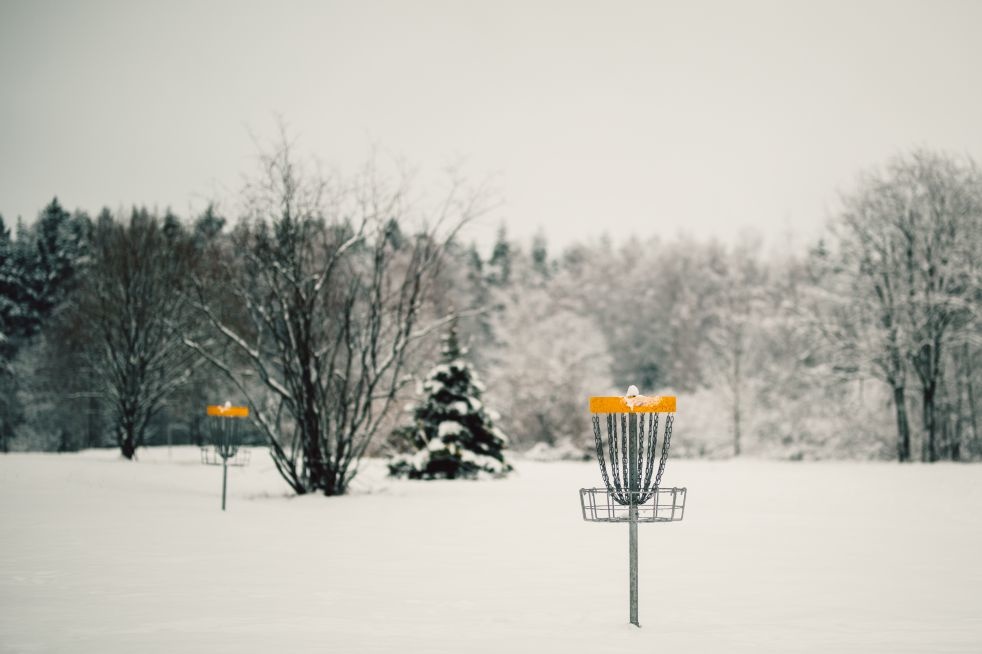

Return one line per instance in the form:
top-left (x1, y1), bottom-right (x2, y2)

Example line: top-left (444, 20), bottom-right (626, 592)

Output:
top-left (388, 317), bottom-right (512, 479)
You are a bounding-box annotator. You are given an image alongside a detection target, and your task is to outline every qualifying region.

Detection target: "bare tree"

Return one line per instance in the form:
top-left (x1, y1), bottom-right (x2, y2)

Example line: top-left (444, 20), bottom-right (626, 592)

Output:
top-left (76, 209), bottom-right (201, 459)
top-left (185, 141), bottom-right (480, 495)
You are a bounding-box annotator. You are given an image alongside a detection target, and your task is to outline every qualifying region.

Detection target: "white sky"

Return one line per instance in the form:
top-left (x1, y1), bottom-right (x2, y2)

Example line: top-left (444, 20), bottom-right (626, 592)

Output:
top-left (2, 0), bottom-right (981, 252)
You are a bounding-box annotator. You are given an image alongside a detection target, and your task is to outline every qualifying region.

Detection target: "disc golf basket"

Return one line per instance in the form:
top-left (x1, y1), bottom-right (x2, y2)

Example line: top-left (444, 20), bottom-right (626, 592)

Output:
top-left (579, 387), bottom-right (687, 627)
top-left (201, 404), bottom-right (251, 511)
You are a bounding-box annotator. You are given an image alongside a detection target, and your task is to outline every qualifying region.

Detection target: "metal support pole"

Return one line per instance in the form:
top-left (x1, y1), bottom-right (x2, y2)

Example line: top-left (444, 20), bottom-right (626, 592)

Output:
top-left (628, 411), bottom-right (639, 627)
top-left (221, 458), bottom-right (228, 511)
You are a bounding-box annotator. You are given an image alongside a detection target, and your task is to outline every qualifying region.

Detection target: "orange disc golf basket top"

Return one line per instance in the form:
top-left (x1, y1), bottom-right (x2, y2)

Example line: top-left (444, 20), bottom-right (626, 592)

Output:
top-left (580, 386), bottom-right (687, 627)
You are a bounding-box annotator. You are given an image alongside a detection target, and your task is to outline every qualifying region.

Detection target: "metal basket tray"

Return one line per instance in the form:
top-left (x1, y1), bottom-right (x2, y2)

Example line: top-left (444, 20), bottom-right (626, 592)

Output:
top-left (200, 446), bottom-right (252, 467)
top-left (579, 486), bottom-right (686, 523)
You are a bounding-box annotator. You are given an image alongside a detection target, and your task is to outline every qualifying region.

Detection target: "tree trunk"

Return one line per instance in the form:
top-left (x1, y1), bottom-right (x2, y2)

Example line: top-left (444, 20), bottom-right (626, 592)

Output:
top-left (950, 376), bottom-right (962, 462)
top-left (87, 394), bottom-right (97, 448)
top-left (117, 410), bottom-right (142, 460)
top-left (300, 414), bottom-right (332, 494)
top-left (893, 385), bottom-right (911, 462)
top-left (951, 409), bottom-right (962, 462)
top-left (119, 431), bottom-right (137, 459)
top-left (922, 382), bottom-right (938, 463)
top-left (732, 348), bottom-right (742, 457)
top-left (970, 378), bottom-right (979, 459)
top-left (965, 345), bottom-right (978, 458)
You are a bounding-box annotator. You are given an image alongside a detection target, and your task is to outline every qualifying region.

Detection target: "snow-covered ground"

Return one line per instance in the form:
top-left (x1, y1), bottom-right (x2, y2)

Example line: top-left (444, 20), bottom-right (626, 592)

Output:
top-left (1, 448), bottom-right (981, 653)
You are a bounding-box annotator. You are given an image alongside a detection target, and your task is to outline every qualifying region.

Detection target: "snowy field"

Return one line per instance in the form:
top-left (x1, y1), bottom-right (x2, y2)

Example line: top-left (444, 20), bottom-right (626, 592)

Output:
top-left (1, 449), bottom-right (981, 653)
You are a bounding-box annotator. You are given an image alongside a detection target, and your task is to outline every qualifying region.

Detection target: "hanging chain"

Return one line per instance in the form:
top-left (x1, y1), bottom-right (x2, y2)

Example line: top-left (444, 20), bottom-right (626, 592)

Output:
top-left (639, 413), bottom-right (659, 503)
top-left (597, 413), bottom-right (629, 505)
top-left (624, 413), bottom-right (634, 506)
top-left (592, 415), bottom-right (612, 494)
top-left (614, 414), bottom-right (629, 504)
top-left (593, 410), bottom-right (674, 506)
top-left (607, 413), bottom-right (623, 501)
top-left (654, 413), bottom-right (675, 489)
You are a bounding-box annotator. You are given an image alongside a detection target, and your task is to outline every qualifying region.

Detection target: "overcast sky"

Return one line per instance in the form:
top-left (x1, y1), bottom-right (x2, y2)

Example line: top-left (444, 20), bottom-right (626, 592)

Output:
top-left (2, 0), bottom-right (981, 252)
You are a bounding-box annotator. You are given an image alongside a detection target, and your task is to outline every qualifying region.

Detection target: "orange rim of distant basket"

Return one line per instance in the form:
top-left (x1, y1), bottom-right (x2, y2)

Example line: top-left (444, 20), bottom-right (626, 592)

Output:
top-left (589, 396), bottom-right (676, 413)
top-left (206, 405), bottom-right (250, 418)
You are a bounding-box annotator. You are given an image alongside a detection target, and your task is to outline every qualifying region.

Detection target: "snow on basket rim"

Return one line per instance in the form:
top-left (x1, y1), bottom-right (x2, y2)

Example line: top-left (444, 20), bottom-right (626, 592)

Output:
top-left (589, 395), bottom-right (676, 413)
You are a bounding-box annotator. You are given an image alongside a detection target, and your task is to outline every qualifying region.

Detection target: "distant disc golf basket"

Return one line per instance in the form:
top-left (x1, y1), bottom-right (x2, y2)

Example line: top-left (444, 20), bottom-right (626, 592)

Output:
top-left (201, 404), bottom-right (251, 511)
top-left (580, 387), bottom-right (686, 627)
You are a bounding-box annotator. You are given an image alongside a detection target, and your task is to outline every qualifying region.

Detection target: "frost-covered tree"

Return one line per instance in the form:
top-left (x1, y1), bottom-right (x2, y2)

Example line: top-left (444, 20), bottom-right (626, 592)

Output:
top-left (389, 319), bottom-right (511, 479)
top-left (704, 235), bottom-right (769, 456)
top-left (485, 282), bottom-right (612, 452)
top-left (829, 150), bottom-right (982, 461)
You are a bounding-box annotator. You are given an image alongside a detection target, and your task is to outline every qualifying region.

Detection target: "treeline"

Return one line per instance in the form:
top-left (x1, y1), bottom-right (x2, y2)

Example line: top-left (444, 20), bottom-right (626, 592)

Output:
top-left (1, 141), bottom-right (485, 495)
top-left (1, 147), bottom-right (980, 482)
top-left (452, 150), bottom-right (981, 464)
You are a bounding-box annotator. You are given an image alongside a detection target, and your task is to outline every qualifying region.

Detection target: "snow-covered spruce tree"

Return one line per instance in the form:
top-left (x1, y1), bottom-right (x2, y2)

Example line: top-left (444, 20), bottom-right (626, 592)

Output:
top-left (389, 319), bottom-right (511, 479)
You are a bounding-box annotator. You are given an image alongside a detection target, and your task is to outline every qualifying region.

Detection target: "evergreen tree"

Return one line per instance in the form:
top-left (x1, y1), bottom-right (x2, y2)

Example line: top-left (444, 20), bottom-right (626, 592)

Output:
top-left (3, 199), bottom-right (91, 342)
top-left (531, 234), bottom-right (546, 275)
top-left (388, 318), bottom-right (512, 479)
top-left (193, 203), bottom-right (226, 242)
top-left (0, 200), bottom-right (90, 452)
top-left (0, 215), bottom-right (16, 357)
top-left (0, 215), bottom-right (17, 452)
top-left (486, 225), bottom-right (512, 287)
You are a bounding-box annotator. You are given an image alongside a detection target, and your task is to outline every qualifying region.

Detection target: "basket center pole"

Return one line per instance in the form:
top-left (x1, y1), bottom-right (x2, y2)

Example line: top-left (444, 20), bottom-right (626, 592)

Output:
top-left (628, 411), bottom-right (639, 627)
top-left (221, 420), bottom-right (230, 511)
top-left (221, 456), bottom-right (228, 511)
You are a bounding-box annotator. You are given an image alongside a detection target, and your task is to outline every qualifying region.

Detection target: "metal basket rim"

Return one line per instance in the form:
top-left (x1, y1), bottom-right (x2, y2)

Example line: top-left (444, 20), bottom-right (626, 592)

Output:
top-left (200, 446), bottom-right (252, 467)
top-left (579, 486), bottom-right (687, 493)
top-left (579, 486), bottom-right (687, 523)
